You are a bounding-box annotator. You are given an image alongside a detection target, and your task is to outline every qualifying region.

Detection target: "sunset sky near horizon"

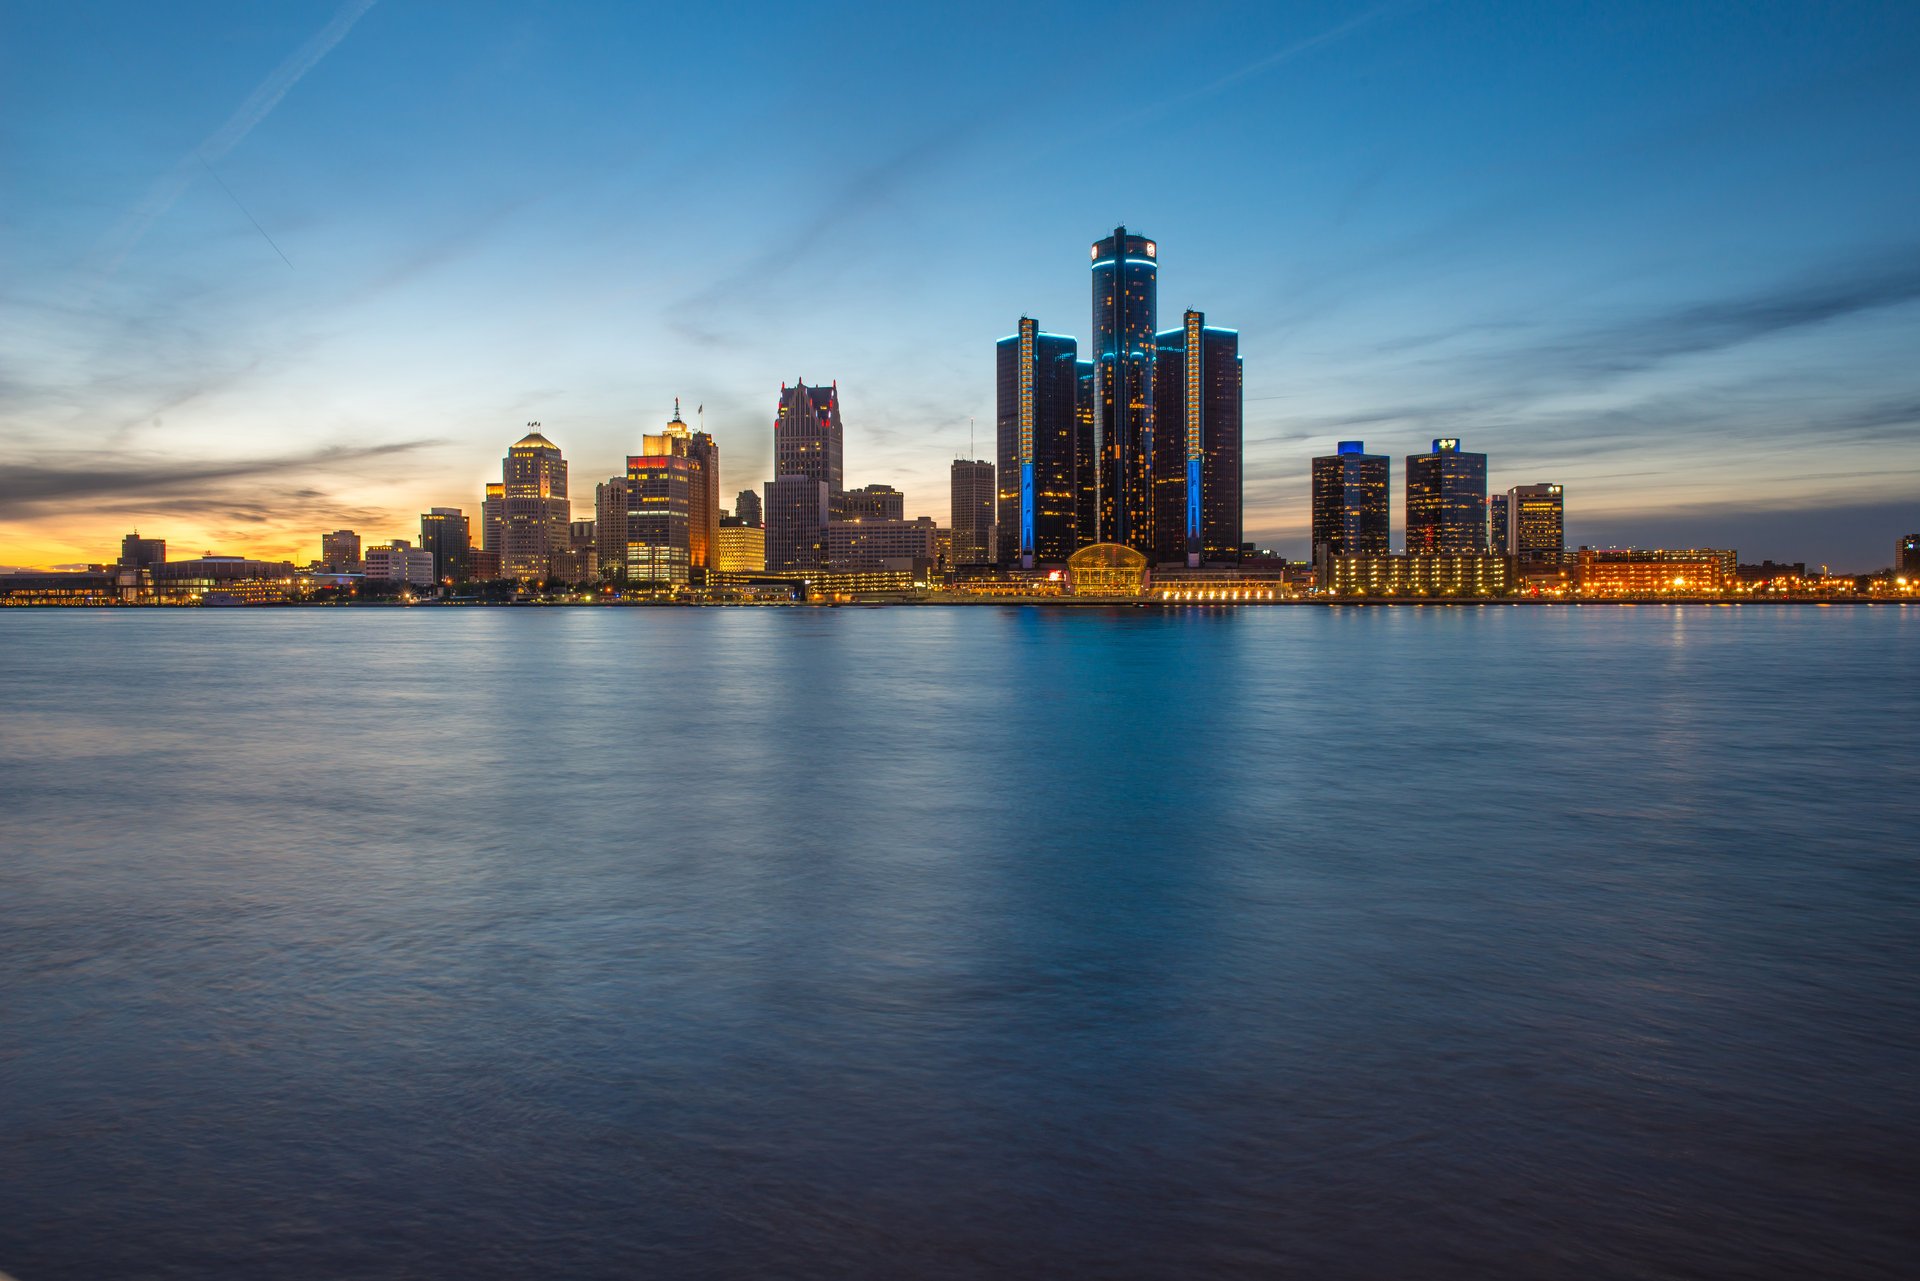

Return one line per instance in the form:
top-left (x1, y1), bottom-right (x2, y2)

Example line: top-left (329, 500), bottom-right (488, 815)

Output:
top-left (4, 0), bottom-right (1918, 571)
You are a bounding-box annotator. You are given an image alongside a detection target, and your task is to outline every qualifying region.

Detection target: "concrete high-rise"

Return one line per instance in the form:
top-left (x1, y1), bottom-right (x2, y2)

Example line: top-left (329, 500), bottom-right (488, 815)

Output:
top-left (996, 317), bottom-right (1079, 567)
top-left (321, 529), bottom-right (360, 572)
top-left (594, 478), bottom-right (629, 582)
top-left (1897, 534), bottom-right (1918, 575)
top-left (775, 382), bottom-right (843, 502)
top-left (1506, 484), bottom-right (1565, 565)
top-left (120, 533), bottom-right (166, 569)
top-left (1406, 438), bottom-right (1488, 555)
top-left (500, 427), bottom-right (570, 580)
top-left (1090, 226), bottom-right (1159, 553)
top-left (1310, 443), bottom-right (1390, 565)
top-left (419, 508), bottom-right (470, 582)
top-left (1152, 310), bottom-right (1242, 565)
top-left (950, 459), bottom-right (995, 567)
top-left (735, 489), bottom-right (762, 528)
top-left (1488, 495), bottom-right (1510, 556)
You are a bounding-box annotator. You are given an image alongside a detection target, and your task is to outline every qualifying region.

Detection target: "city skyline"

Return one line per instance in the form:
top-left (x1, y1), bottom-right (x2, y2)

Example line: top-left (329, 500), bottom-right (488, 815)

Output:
top-left (4, 1), bottom-right (1919, 572)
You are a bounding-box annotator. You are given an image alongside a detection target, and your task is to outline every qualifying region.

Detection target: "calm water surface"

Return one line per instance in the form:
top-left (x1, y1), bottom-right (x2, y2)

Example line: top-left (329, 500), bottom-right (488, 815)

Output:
top-left (2, 606), bottom-right (1917, 1279)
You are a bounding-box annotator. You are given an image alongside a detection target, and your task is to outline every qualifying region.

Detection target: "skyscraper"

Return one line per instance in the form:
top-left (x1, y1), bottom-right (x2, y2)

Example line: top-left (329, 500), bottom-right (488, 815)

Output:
top-left (996, 317), bottom-right (1079, 566)
top-left (1152, 310), bottom-right (1242, 565)
top-left (419, 508), bottom-right (470, 582)
top-left (1074, 359), bottom-right (1096, 549)
top-left (765, 475), bottom-right (830, 573)
top-left (321, 529), bottom-right (360, 572)
top-left (1090, 226), bottom-right (1158, 553)
top-left (626, 419), bottom-right (694, 585)
top-left (1897, 534), bottom-right (1918, 575)
top-left (735, 489), bottom-right (762, 528)
top-left (776, 382), bottom-right (843, 502)
top-left (1406, 438), bottom-right (1488, 555)
top-left (683, 407), bottom-right (721, 583)
top-left (1310, 442), bottom-right (1390, 565)
top-left (1487, 495), bottom-right (1510, 556)
top-left (1506, 484), bottom-right (1565, 565)
top-left (594, 478), bottom-right (629, 582)
top-left (950, 459), bottom-right (995, 567)
top-left (500, 427), bottom-right (570, 580)
top-left (481, 485), bottom-right (504, 560)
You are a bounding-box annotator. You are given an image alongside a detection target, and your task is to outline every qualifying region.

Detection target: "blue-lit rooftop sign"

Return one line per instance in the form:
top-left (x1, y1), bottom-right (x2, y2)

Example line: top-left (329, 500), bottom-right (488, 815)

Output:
top-left (1338, 441), bottom-right (1365, 455)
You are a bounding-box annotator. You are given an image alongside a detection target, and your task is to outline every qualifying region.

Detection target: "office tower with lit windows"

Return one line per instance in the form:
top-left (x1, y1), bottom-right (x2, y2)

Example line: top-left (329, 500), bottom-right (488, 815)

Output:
top-left (776, 382), bottom-right (844, 502)
top-left (1488, 495), bottom-right (1510, 556)
top-left (1074, 359), bottom-right (1096, 548)
top-left (996, 317), bottom-right (1079, 567)
top-left (321, 529), bottom-right (360, 572)
top-left (1899, 534), bottom-right (1918, 575)
top-left (716, 516), bottom-right (766, 573)
top-left (499, 428), bottom-right (570, 579)
top-left (420, 508), bottom-right (470, 582)
top-left (686, 427), bottom-right (720, 582)
top-left (837, 484), bottom-right (905, 522)
top-left (1406, 438), bottom-right (1488, 554)
top-left (1506, 484), bottom-right (1565, 565)
top-left (119, 533), bottom-right (166, 570)
top-left (1310, 442), bottom-right (1390, 565)
top-left (480, 484), bottom-right (504, 560)
top-left (765, 475), bottom-right (830, 573)
top-left (625, 420), bottom-right (694, 585)
top-left (736, 489), bottom-right (762, 528)
top-left (1152, 310), bottom-right (1242, 565)
top-left (950, 459), bottom-right (995, 567)
top-left (1089, 226), bottom-right (1159, 553)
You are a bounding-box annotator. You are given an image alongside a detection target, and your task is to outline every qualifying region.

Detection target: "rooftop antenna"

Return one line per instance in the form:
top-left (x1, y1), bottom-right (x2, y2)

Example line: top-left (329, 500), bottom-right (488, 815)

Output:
top-left (970, 416), bottom-right (975, 460)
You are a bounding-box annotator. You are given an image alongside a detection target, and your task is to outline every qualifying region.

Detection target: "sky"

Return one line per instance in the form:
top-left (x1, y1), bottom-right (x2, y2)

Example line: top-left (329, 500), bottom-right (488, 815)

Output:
top-left (3, 0), bottom-right (1918, 571)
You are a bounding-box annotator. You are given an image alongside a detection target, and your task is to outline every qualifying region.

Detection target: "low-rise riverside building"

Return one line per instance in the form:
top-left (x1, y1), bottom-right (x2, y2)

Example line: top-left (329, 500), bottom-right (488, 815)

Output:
top-left (1321, 553), bottom-right (1512, 596)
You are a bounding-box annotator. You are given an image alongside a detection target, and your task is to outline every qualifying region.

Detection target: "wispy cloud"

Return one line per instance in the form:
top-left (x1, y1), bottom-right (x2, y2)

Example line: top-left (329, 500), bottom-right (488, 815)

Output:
top-left (0, 440), bottom-right (439, 514)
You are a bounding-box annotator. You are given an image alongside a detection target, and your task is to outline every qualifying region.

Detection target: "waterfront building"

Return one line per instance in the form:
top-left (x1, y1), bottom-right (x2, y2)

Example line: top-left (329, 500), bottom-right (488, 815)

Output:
top-left (480, 485), bottom-right (504, 560)
top-left (1406, 438), bottom-right (1488, 554)
top-left (321, 529), bottom-right (360, 572)
top-left (736, 489), bottom-right (762, 528)
top-left (1575, 548), bottom-right (1737, 594)
top-left (949, 459), bottom-right (995, 566)
top-left (626, 423), bottom-right (693, 586)
top-left (1089, 226), bottom-right (1159, 553)
top-left (467, 548), bottom-right (501, 580)
top-left (716, 517), bottom-right (767, 573)
top-left (1074, 359), bottom-right (1097, 549)
top-left (828, 516), bottom-right (938, 572)
top-left (1151, 310), bottom-right (1242, 565)
top-left (1066, 543), bottom-right (1150, 597)
top-left (149, 556), bottom-right (301, 602)
top-left (500, 428), bottom-right (569, 580)
top-left (1507, 484), bottom-right (1565, 565)
top-left (837, 483), bottom-right (905, 522)
top-left (765, 475), bottom-right (830, 572)
top-left (1323, 553), bottom-right (1512, 596)
top-left (419, 508), bottom-right (470, 582)
top-left (363, 540), bottom-right (437, 588)
top-left (1488, 495), bottom-right (1510, 556)
top-left (1901, 534), bottom-right (1920, 575)
top-left (934, 527), bottom-right (952, 572)
top-left (776, 382), bottom-right (844, 502)
top-left (1310, 442), bottom-right (1390, 565)
top-left (118, 533), bottom-right (166, 570)
top-left (996, 317), bottom-right (1080, 567)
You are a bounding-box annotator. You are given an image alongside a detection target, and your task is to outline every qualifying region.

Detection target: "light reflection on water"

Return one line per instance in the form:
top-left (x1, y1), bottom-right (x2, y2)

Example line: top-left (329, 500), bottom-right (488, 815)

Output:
top-left (2, 606), bottom-right (1916, 1279)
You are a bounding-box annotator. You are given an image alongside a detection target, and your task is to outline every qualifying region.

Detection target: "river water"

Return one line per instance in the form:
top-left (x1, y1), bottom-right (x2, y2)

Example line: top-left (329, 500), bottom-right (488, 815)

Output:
top-left (2, 605), bottom-right (1916, 1278)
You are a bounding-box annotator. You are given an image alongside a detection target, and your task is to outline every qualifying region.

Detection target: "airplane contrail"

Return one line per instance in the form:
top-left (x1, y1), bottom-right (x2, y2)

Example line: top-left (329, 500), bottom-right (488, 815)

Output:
top-left (97, 0), bottom-right (379, 275)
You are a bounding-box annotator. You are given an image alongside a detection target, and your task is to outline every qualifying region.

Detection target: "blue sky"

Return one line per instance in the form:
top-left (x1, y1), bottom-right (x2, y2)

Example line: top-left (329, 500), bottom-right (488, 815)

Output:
top-left (3, 0), bottom-right (1918, 568)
